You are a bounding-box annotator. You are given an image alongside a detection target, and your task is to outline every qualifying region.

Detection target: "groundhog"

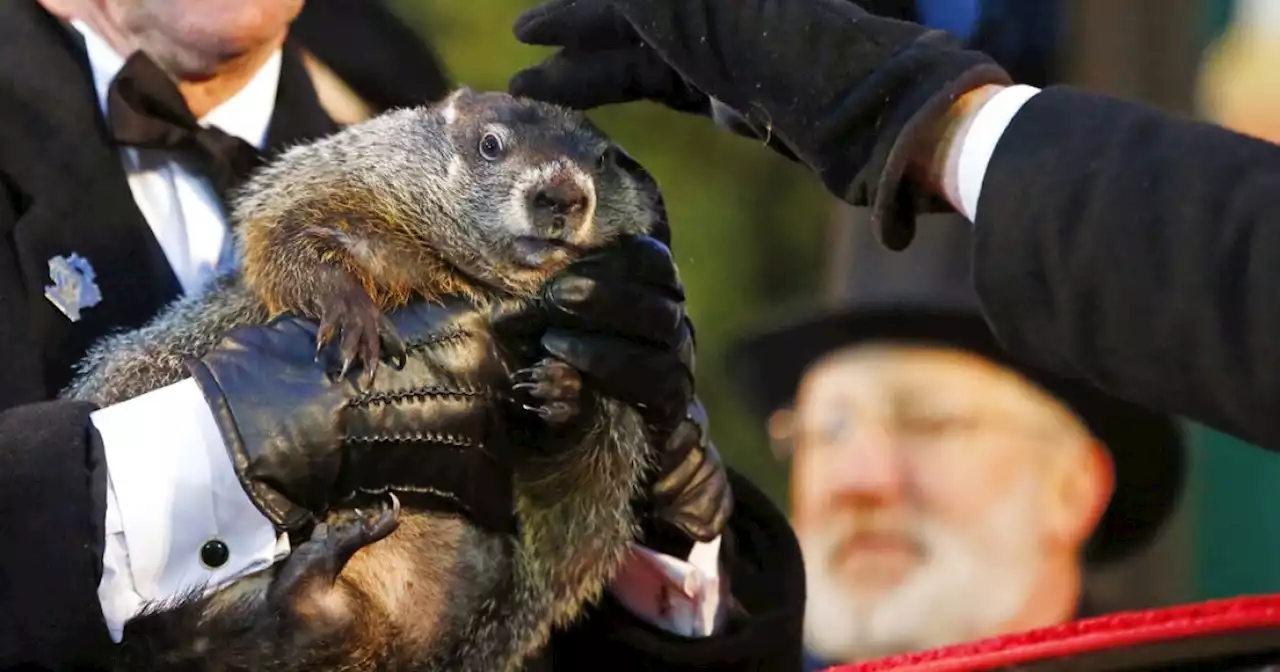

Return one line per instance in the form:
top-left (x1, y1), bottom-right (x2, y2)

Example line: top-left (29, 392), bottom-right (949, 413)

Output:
top-left (61, 87), bottom-right (669, 671)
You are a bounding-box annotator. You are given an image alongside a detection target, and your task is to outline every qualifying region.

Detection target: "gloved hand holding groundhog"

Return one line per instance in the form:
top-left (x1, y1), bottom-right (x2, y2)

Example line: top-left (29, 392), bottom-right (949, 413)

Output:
top-left (529, 234), bottom-right (734, 558)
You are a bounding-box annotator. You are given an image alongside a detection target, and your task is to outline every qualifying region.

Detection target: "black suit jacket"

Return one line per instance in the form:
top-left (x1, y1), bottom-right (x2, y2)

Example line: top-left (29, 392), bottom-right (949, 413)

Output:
top-left (0, 3), bottom-right (807, 670)
top-left (970, 85), bottom-right (1280, 453)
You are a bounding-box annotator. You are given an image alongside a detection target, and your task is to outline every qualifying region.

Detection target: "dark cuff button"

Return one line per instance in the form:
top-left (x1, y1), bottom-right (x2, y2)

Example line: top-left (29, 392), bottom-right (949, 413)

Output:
top-left (200, 539), bottom-right (230, 569)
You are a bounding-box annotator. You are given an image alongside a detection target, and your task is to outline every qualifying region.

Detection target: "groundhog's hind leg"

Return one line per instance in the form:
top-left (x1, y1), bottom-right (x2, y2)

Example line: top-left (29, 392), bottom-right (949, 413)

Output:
top-left (111, 498), bottom-right (402, 672)
top-left (270, 497), bottom-right (400, 616)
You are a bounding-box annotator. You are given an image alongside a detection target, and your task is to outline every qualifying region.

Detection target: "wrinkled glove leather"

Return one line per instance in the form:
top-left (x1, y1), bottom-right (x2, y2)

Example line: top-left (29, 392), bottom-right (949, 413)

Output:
top-left (641, 398), bottom-right (733, 558)
top-left (187, 297), bottom-right (518, 536)
top-left (509, 0), bottom-right (1012, 250)
top-left (535, 235), bottom-right (732, 555)
top-left (539, 236), bottom-right (693, 438)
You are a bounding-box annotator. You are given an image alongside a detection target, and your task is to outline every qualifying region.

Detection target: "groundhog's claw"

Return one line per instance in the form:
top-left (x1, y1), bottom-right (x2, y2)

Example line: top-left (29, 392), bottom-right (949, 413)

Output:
top-left (376, 313), bottom-right (408, 370)
top-left (315, 287), bottom-right (398, 389)
top-left (512, 357), bottom-right (582, 426)
top-left (267, 501), bottom-right (400, 610)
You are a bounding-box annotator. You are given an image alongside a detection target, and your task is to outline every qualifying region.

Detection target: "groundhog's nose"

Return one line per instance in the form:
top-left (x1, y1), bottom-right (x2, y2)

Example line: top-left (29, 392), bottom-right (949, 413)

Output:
top-left (529, 182), bottom-right (590, 236)
top-left (532, 183), bottom-right (588, 216)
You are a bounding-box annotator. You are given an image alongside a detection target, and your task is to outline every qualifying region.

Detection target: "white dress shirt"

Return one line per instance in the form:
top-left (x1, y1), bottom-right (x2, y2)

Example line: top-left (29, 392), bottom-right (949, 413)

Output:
top-left (74, 22), bottom-right (737, 644)
top-left (952, 85), bottom-right (1043, 222)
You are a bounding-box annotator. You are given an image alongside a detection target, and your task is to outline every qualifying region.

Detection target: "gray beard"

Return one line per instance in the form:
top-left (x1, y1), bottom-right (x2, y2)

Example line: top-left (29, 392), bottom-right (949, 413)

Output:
top-left (799, 474), bottom-right (1045, 663)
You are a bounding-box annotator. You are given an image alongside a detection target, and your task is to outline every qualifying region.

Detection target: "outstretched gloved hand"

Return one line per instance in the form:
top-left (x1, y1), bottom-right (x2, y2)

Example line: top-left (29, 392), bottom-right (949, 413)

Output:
top-left (508, 0), bottom-right (1012, 250)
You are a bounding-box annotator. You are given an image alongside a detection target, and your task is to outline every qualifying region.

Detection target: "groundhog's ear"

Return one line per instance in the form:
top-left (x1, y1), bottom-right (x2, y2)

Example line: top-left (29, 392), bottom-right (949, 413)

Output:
top-left (437, 87), bottom-right (474, 124)
top-left (444, 86), bottom-right (474, 105)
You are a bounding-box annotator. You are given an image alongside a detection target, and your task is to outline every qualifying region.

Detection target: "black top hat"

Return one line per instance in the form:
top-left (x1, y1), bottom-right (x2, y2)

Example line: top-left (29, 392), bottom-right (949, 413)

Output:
top-left (727, 212), bottom-right (1185, 565)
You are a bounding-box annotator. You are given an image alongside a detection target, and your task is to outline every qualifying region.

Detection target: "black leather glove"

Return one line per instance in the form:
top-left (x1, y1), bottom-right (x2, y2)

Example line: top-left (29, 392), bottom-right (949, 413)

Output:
top-left (536, 235), bottom-right (732, 554)
top-left (642, 398), bottom-right (733, 556)
top-left (540, 236), bottom-right (692, 436)
top-left (509, 0), bottom-right (1012, 250)
top-left (187, 297), bottom-right (518, 538)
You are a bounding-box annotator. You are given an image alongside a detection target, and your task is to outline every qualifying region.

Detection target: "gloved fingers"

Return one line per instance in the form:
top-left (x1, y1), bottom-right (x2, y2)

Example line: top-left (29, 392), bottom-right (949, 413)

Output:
top-left (664, 484), bottom-right (732, 543)
top-left (541, 329), bottom-right (691, 408)
top-left (540, 234), bottom-right (688, 345)
top-left (506, 45), bottom-right (656, 110)
top-left (651, 396), bottom-right (709, 474)
top-left (555, 235), bottom-right (684, 293)
top-left (655, 440), bottom-right (733, 543)
top-left (542, 275), bottom-right (685, 347)
top-left (509, 45), bottom-right (706, 113)
top-left (513, 0), bottom-right (636, 50)
top-left (510, 47), bottom-right (637, 110)
top-left (487, 299), bottom-right (553, 360)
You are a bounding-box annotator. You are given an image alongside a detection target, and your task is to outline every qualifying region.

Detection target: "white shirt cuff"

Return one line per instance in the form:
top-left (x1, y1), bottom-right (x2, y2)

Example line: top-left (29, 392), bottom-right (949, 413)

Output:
top-left (92, 378), bottom-right (290, 642)
top-left (955, 84), bottom-right (1042, 221)
top-left (609, 536), bottom-right (725, 638)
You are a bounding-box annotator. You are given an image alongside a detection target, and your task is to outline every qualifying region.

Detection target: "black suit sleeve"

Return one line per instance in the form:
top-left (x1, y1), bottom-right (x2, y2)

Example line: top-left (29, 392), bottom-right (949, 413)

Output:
top-left (544, 468), bottom-right (806, 671)
top-left (972, 85), bottom-right (1280, 450)
top-left (0, 400), bottom-right (114, 669)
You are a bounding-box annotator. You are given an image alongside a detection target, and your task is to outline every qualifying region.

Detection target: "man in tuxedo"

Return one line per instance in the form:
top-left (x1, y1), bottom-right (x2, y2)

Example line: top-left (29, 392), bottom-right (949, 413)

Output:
top-left (0, 1), bottom-right (803, 670)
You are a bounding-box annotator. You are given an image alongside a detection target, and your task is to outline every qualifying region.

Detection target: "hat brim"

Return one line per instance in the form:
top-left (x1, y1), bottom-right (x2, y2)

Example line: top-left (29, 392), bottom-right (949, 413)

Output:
top-left (726, 303), bottom-right (1186, 565)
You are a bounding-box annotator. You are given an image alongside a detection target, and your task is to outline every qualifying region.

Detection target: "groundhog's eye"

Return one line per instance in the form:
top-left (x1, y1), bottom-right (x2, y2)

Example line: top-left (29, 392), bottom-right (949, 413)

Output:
top-left (479, 133), bottom-right (504, 161)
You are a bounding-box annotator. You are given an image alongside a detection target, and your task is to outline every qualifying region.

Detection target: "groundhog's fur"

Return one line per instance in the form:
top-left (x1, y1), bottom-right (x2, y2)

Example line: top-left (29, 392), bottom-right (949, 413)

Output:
top-left (61, 88), bottom-right (667, 671)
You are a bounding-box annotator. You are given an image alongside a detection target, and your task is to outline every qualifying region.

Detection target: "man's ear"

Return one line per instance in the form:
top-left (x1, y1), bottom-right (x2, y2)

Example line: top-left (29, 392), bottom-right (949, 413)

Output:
top-left (1043, 438), bottom-right (1115, 551)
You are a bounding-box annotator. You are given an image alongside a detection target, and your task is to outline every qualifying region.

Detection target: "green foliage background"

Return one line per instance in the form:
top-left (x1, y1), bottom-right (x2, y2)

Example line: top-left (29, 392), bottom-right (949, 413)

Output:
top-left (384, 0), bottom-right (836, 507)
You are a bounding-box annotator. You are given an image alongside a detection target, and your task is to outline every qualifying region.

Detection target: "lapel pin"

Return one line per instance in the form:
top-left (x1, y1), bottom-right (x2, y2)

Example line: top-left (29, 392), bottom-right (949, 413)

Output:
top-left (44, 252), bottom-right (102, 323)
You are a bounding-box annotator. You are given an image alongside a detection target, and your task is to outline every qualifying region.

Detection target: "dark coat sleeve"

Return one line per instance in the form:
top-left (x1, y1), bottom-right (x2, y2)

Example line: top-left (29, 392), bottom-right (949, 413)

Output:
top-left (0, 400), bottom-right (114, 670)
top-left (543, 467), bottom-right (806, 671)
top-left (971, 84), bottom-right (1280, 451)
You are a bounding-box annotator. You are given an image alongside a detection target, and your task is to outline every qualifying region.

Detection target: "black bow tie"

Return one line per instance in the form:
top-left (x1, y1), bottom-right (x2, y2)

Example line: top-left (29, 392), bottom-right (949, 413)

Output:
top-left (106, 51), bottom-right (264, 206)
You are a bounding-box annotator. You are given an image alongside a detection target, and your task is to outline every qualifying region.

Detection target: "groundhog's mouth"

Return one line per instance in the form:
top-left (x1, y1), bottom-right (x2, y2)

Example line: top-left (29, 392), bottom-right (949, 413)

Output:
top-left (512, 236), bottom-right (584, 268)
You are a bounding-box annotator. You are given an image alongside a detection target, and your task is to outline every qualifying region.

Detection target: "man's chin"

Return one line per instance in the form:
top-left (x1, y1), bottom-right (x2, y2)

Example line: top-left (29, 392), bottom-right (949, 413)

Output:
top-left (801, 539), bottom-right (972, 662)
top-left (801, 545), bottom-right (1041, 664)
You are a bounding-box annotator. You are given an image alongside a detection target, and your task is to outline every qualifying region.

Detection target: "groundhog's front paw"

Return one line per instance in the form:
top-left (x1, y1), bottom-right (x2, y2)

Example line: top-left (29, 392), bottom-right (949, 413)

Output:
top-left (268, 494), bottom-right (400, 614)
top-left (512, 357), bottom-right (582, 426)
top-left (316, 288), bottom-right (407, 388)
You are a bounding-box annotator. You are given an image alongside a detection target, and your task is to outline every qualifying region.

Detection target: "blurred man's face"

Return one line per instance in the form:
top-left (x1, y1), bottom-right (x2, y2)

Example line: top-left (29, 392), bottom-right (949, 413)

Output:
top-left (105, 0), bottom-right (303, 76)
top-left (786, 343), bottom-right (1098, 662)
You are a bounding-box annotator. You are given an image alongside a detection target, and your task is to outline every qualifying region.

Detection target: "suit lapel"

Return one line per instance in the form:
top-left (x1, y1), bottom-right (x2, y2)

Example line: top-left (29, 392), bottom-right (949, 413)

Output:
top-left (266, 37), bottom-right (341, 153)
